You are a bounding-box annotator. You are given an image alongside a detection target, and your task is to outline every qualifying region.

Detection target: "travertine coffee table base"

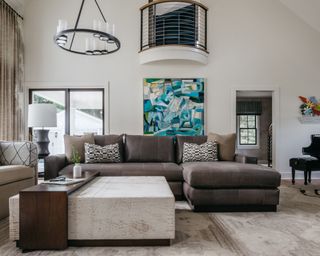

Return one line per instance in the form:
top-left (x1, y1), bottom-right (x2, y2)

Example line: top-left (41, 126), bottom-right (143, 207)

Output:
top-left (10, 176), bottom-right (175, 246)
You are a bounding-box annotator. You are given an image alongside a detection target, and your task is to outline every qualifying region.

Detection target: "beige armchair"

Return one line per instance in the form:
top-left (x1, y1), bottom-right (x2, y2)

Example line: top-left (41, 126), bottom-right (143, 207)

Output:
top-left (0, 141), bottom-right (38, 219)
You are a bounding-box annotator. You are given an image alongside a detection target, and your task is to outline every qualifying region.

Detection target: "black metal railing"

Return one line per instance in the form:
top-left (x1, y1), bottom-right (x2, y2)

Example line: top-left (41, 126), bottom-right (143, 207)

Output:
top-left (140, 0), bottom-right (208, 52)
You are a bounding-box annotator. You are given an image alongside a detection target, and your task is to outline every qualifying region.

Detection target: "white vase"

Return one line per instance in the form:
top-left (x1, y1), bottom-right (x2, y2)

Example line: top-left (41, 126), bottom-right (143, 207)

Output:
top-left (73, 164), bottom-right (82, 178)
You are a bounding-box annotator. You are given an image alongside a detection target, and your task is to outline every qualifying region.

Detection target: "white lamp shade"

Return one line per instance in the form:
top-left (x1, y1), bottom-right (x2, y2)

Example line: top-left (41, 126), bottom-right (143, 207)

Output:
top-left (28, 104), bottom-right (57, 128)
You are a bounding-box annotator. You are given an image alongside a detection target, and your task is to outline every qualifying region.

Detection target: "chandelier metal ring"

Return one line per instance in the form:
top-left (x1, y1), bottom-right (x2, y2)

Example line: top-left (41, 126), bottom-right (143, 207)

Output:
top-left (54, 29), bottom-right (121, 55)
top-left (53, 0), bottom-right (120, 56)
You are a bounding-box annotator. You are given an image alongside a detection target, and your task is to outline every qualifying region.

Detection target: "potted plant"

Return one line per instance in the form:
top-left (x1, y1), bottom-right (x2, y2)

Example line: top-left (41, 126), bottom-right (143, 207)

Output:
top-left (71, 146), bottom-right (82, 178)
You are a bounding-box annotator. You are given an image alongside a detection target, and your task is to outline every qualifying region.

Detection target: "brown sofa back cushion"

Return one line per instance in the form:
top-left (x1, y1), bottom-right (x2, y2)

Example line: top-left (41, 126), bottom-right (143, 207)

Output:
top-left (176, 136), bottom-right (207, 164)
top-left (125, 135), bottom-right (175, 162)
top-left (207, 132), bottom-right (236, 161)
top-left (64, 134), bottom-right (94, 163)
top-left (94, 134), bottom-right (124, 162)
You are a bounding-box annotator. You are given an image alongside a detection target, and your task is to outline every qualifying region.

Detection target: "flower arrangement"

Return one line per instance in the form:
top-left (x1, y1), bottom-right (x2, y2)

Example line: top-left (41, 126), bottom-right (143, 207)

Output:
top-left (299, 96), bottom-right (320, 116)
top-left (71, 146), bottom-right (81, 164)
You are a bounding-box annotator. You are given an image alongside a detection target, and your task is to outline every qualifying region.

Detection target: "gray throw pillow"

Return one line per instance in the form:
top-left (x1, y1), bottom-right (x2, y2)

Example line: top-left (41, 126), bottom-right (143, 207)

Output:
top-left (64, 134), bottom-right (95, 163)
top-left (84, 143), bottom-right (121, 163)
top-left (207, 132), bottom-right (236, 161)
top-left (182, 141), bottom-right (218, 163)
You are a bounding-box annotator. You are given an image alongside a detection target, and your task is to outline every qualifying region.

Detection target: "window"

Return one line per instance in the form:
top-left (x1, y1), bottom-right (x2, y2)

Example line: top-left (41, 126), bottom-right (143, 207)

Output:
top-left (238, 115), bottom-right (258, 145)
top-left (30, 89), bottom-right (104, 154)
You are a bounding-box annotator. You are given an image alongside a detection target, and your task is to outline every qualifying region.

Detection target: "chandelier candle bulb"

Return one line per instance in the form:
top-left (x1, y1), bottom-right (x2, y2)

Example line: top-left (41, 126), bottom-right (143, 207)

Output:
top-left (112, 24), bottom-right (115, 36)
top-left (106, 22), bottom-right (110, 34)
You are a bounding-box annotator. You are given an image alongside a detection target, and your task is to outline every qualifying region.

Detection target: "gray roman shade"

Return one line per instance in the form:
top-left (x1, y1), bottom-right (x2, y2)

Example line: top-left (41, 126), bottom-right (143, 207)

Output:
top-left (237, 101), bottom-right (262, 115)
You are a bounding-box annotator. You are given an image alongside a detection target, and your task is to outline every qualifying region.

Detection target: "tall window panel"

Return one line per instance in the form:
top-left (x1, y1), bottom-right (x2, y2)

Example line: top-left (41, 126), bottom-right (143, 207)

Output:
top-left (30, 89), bottom-right (105, 154)
top-left (70, 90), bottom-right (104, 135)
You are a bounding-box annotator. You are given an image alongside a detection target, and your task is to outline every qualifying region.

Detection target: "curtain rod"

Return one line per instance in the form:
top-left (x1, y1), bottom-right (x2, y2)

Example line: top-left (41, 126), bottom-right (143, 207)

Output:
top-left (1, 0), bottom-right (23, 20)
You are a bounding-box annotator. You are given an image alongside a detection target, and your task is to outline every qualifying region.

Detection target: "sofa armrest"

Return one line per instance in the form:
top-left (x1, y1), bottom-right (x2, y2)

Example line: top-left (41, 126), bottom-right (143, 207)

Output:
top-left (235, 154), bottom-right (258, 164)
top-left (44, 154), bottom-right (67, 180)
top-left (0, 141), bottom-right (38, 177)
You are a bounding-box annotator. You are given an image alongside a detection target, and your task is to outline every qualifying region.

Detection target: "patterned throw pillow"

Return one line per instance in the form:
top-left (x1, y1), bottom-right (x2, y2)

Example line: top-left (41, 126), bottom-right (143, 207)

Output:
top-left (84, 143), bottom-right (121, 163)
top-left (182, 141), bottom-right (218, 163)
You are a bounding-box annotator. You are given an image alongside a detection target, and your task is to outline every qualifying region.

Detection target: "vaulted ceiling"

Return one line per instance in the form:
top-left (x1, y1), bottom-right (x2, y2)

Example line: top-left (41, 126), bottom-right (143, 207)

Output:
top-left (280, 0), bottom-right (320, 33)
top-left (5, 0), bottom-right (320, 35)
top-left (5, 0), bottom-right (24, 17)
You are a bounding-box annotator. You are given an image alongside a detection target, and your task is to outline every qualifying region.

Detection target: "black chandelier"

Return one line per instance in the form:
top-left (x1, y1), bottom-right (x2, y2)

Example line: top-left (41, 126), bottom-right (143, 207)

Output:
top-left (54, 0), bottom-right (121, 56)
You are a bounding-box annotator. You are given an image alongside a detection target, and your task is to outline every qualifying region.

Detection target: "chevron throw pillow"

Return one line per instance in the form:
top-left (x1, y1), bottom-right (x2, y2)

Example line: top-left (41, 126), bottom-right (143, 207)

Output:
top-left (182, 141), bottom-right (218, 163)
top-left (84, 143), bottom-right (121, 163)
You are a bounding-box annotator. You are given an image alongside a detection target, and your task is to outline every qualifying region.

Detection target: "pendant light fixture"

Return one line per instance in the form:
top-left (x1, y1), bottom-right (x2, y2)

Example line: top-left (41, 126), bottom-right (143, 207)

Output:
top-left (54, 0), bottom-right (120, 56)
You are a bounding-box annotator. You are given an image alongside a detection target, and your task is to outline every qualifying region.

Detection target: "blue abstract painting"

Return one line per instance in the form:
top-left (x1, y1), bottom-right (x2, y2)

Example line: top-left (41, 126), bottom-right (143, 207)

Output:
top-left (143, 78), bottom-right (205, 136)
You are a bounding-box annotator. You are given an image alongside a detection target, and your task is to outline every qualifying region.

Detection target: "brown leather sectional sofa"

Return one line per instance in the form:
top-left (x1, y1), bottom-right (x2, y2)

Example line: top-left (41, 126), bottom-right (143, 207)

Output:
top-left (45, 135), bottom-right (281, 212)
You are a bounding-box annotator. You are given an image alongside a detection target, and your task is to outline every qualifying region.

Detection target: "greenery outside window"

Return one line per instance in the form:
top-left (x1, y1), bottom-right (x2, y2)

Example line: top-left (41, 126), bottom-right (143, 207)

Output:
top-left (239, 115), bottom-right (257, 145)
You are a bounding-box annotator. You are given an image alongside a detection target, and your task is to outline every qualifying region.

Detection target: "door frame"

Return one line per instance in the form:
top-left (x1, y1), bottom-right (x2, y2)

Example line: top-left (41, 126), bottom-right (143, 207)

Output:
top-left (230, 87), bottom-right (280, 170)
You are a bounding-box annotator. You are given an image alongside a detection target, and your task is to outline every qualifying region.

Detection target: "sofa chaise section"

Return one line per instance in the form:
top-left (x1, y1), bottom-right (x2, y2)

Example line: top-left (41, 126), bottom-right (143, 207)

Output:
top-left (182, 162), bottom-right (281, 212)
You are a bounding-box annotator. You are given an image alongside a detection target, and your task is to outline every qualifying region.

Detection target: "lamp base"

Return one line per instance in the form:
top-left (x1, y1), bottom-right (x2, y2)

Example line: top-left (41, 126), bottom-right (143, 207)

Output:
top-left (33, 129), bottom-right (50, 158)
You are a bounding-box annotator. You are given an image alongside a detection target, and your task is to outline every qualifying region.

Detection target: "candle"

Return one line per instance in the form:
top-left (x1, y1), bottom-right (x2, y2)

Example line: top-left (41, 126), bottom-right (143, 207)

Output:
top-left (106, 22), bottom-right (110, 34)
top-left (112, 24), bottom-right (115, 36)
top-left (85, 38), bottom-right (90, 52)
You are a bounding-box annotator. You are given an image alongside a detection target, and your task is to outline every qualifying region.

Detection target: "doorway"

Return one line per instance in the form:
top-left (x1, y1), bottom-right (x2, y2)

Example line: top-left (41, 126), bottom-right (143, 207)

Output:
top-left (231, 88), bottom-right (279, 169)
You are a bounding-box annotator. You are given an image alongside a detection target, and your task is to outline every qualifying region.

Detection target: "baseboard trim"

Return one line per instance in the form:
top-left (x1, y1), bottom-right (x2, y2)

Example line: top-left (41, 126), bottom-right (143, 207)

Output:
top-left (68, 239), bottom-right (171, 247)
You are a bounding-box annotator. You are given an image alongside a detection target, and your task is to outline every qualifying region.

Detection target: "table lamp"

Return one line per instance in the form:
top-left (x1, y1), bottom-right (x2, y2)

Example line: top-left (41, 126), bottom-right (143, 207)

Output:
top-left (28, 104), bottom-right (57, 158)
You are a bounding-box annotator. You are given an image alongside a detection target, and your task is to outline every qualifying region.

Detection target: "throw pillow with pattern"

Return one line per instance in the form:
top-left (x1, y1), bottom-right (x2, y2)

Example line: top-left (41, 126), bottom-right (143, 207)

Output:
top-left (84, 143), bottom-right (121, 163)
top-left (182, 141), bottom-right (218, 163)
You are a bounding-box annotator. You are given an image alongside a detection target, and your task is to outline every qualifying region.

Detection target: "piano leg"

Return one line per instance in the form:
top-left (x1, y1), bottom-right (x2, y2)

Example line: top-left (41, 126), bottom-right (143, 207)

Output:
top-left (308, 170), bottom-right (312, 183)
top-left (304, 170), bottom-right (308, 185)
top-left (291, 167), bottom-right (295, 184)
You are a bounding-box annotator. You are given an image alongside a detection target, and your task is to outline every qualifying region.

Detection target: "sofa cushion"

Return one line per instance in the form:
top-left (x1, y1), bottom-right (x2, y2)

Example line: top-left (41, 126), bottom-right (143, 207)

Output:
top-left (94, 134), bottom-right (124, 162)
top-left (64, 134), bottom-right (95, 163)
top-left (183, 183), bottom-right (280, 206)
top-left (207, 132), bottom-right (236, 161)
top-left (0, 165), bottom-right (34, 186)
top-left (60, 162), bottom-right (183, 182)
top-left (125, 135), bottom-right (175, 162)
top-left (182, 162), bottom-right (281, 189)
top-left (176, 136), bottom-right (207, 164)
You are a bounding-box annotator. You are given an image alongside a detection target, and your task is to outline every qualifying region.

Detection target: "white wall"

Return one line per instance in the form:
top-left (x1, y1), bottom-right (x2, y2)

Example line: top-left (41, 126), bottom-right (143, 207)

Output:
top-left (24, 0), bottom-right (320, 177)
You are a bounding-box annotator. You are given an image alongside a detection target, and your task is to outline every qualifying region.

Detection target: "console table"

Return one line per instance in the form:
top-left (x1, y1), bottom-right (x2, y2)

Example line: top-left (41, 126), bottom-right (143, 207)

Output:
top-left (18, 171), bottom-right (99, 251)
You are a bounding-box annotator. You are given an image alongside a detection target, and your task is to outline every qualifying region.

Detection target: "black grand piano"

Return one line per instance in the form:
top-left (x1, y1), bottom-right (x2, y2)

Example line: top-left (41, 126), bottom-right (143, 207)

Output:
top-left (290, 134), bottom-right (320, 185)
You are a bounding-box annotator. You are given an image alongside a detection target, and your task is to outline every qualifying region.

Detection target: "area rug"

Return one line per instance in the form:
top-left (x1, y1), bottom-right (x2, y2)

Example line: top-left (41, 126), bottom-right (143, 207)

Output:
top-left (0, 183), bottom-right (320, 256)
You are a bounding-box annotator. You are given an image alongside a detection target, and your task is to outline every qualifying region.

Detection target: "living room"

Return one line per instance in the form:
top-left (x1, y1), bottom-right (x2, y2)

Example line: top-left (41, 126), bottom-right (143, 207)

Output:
top-left (1, 0), bottom-right (320, 255)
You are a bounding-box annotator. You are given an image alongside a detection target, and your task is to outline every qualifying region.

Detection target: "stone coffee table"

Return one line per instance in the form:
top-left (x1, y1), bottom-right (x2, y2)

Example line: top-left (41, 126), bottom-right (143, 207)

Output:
top-left (10, 176), bottom-right (175, 248)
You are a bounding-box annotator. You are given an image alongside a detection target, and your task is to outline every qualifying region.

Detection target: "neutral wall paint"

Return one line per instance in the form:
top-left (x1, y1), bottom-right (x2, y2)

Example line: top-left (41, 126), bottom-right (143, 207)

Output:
top-left (24, 0), bottom-right (320, 177)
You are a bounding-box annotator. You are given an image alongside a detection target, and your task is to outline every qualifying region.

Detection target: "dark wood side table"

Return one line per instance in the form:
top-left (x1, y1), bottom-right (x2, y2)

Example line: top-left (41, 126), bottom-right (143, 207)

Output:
top-left (18, 171), bottom-right (99, 252)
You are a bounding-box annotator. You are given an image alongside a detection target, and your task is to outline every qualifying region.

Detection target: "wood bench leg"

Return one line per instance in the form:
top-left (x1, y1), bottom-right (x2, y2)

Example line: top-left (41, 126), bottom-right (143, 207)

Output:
top-left (291, 167), bottom-right (295, 184)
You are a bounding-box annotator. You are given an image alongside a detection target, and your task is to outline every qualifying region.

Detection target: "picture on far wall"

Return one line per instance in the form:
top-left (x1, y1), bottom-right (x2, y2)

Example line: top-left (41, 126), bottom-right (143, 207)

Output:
top-left (143, 78), bottom-right (205, 136)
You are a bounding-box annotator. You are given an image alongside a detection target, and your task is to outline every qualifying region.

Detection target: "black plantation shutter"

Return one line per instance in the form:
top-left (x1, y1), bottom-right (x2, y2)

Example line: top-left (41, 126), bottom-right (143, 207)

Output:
top-left (236, 101), bottom-right (262, 115)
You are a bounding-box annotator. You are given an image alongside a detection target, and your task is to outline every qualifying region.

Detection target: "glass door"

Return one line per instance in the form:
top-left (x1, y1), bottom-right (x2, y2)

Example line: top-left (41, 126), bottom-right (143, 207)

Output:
top-left (30, 90), bottom-right (66, 154)
top-left (69, 90), bottom-right (104, 135)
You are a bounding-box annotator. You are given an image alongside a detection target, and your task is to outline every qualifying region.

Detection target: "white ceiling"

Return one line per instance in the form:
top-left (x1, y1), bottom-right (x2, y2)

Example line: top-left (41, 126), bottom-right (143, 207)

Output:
top-left (280, 0), bottom-right (320, 33)
top-left (5, 0), bottom-right (24, 17)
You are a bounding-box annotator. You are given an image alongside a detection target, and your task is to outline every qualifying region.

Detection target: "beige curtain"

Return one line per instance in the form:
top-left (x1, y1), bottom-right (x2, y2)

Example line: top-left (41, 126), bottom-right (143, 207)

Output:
top-left (0, 0), bottom-right (25, 141)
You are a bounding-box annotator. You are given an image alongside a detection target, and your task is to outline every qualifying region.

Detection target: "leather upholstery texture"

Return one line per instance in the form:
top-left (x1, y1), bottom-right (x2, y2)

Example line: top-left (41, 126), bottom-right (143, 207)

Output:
top-left (184, 182), bottom-right (280, 206)
top-left (182, 161), bottom-right (281, 189)
top-left (60, 162), bottom-right (183, 182)
top-left (125, 135), bottom-right (175, 162)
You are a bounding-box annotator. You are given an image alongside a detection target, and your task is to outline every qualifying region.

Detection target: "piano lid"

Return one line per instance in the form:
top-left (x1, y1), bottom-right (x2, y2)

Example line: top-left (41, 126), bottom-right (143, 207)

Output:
top-left (302, 134), bottom-right (320, 159)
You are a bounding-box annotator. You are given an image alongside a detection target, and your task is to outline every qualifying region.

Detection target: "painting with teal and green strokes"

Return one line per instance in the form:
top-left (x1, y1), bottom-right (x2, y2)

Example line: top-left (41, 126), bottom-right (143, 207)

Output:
top-left (143, 78), bottom-right (205, 136)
